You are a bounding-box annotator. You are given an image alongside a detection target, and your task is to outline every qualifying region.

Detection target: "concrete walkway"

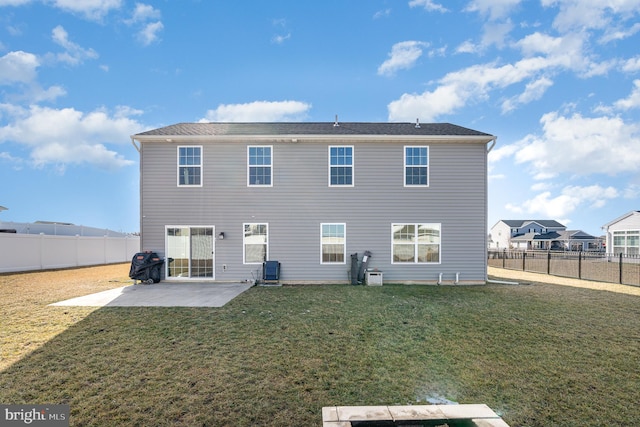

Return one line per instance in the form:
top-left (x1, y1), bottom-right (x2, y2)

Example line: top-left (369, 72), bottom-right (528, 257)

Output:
top-left (49, 282), bottom-right (254, 307)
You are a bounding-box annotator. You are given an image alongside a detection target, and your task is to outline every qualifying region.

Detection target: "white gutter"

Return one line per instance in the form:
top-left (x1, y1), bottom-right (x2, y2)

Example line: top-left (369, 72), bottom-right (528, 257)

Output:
top-left (487, 136), bottom-right (497, 153)
top-left (130, 136), bottom-right (141, 153)
top-left (130, 134), bottom-right (497, 144)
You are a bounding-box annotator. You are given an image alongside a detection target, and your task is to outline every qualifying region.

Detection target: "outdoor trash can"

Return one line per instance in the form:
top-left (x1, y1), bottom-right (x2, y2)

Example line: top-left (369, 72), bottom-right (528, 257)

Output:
top-left (129, 252), bottom-right (164, 284)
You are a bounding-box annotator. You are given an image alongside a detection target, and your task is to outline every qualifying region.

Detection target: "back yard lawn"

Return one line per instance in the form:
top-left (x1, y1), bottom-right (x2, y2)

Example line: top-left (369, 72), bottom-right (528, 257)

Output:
top-left (1, 264), bottom-right (639, 426)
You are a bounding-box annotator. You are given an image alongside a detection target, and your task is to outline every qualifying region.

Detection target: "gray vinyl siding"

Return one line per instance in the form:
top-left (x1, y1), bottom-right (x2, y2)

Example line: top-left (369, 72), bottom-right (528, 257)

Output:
top-left (140, 138), bottom-right (488, 284)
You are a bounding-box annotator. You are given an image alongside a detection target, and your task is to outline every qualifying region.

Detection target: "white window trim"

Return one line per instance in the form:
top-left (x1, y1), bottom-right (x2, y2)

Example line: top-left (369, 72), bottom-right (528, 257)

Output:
top-left (391, 223), bottom-right (442, 264)
top-left (320, 223), bottom-right (347, 264)
top-left (177, 145), bottom-right (203, 187)
top-left (243, 223), bottom-right (269, 264)
top-left (328, 146), bottom-right (354, 187)
top-left (403, 145), bottom-right (429, 187)
top-left (247, 145), bottom-right (273, 187)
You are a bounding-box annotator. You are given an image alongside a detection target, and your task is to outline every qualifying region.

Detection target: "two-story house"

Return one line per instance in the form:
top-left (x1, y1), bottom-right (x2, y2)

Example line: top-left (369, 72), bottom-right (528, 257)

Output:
top-left (490, 219), bottom-right (601, 251)
top-left (490, 220), bottom-right (567, 249)
top-left (131, 122), bottom-right (496, 284)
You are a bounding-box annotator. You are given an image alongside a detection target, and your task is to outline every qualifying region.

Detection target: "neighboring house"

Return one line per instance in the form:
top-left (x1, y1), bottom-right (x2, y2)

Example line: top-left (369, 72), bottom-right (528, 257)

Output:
top-left (490, 220), bottom-right (566, 249)
top-left (131, 122), bottom-right (496, 285)
top-left (510, 230), bottom-right (601, 251)
top-left (490, 220), bottom-right (601, 251)
top-left (602, 211), bottom-right (640, 255)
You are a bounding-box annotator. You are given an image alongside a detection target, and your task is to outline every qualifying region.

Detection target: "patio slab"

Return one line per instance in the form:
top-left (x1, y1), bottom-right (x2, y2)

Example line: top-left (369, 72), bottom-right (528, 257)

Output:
top-left (49, 282), bottom-right (253, 307)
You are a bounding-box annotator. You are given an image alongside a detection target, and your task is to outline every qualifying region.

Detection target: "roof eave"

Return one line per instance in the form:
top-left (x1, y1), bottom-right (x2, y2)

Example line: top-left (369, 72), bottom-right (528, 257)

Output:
top-left (131, 134), bottom-right (496, 144)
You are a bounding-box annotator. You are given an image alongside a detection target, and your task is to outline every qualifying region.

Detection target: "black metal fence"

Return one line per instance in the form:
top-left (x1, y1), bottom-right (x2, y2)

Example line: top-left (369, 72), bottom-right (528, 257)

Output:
top-left (488, 250), bottom-right (640, 286)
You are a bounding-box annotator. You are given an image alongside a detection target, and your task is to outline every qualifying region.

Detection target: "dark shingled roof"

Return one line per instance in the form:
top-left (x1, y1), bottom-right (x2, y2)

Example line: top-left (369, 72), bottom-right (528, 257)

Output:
top-left (501, 220), bottom-right (566, 228)
top-left (133, 122), bottom-right (493, 137)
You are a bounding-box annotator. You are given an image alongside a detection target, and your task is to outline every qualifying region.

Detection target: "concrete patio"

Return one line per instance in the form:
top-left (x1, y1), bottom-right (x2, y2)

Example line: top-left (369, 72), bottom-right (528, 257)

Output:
top-left (49, 282), bottom-right (254, 307)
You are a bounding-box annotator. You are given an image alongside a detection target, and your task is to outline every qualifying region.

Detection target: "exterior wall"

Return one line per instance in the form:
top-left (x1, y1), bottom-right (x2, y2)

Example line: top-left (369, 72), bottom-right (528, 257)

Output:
top-left (140, 138), bottom-right (488, 284)
top-left (489, 222), bottom-right (511, 249)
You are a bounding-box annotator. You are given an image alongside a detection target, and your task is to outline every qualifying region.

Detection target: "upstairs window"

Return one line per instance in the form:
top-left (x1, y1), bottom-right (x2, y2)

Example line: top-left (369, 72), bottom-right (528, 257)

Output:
top-left (404, 146), bottom-right (428, 186)
top-left (248, 146), bottom-right (272, 186)
top-left (178, 146), bottom-right (202, 186)
top-left (329, 146), bottom-right (353, 186)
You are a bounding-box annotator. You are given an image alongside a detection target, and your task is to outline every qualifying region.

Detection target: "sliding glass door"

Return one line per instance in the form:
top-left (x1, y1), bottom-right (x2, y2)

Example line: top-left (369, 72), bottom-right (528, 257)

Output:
top-left (166, 226), bottom-right (215, 279)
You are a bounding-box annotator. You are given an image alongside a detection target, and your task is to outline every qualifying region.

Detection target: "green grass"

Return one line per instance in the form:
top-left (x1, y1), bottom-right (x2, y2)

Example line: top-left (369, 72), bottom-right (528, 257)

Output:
top-left (2, 279), bottom-right (640, 426)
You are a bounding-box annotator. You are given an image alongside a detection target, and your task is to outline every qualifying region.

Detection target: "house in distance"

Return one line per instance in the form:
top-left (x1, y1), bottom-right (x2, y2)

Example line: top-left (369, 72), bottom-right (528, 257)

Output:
top-left (131, 121), bottom-right (496, 285)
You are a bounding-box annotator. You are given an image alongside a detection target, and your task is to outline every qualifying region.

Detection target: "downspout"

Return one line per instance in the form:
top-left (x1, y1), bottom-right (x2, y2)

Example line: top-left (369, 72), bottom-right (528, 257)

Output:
top-left (131, 136), bottom-right (142, 253)
top-left (485, 136), bottom-right (497, 282)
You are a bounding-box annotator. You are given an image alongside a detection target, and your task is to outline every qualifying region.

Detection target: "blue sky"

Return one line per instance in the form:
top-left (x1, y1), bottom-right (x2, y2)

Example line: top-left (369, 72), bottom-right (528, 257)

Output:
top-left (1, 0), bottom-right (639, 235)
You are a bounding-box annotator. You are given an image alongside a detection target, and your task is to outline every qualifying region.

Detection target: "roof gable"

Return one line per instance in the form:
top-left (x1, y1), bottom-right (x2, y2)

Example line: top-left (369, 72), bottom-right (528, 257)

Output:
top-left (602, 210), bottom-right (640, 229)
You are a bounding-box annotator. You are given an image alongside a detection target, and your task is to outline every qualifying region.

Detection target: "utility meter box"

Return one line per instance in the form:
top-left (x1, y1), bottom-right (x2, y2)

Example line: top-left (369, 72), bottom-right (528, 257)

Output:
top-left (365, 271), bottom-right (383, 286)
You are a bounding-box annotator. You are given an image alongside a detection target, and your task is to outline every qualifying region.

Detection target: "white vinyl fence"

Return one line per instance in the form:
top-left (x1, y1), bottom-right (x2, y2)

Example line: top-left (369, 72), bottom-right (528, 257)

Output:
top-left (0, 233), bottom-right (140, 273)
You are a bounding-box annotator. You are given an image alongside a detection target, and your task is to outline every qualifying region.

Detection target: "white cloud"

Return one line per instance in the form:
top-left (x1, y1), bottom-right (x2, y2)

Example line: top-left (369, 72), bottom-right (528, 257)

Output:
top-left (531, 182), bottom-right (551, 192)
top-left (128, 2), bottom-right (160, 23)
top-left (464, 0), bottom-right (522, 20)
top-left (408, 0), bottom-right (448, 12)
top-left (28, 85), bottom-right (67, 103)
top-left (388, 30), bottom-right (598, 121)
top-left (0, 150), bottom-right (25, 170)
top-left (600, 22), bottom-right (640, 43)
top-left (622, 56), bottom-right (640, 73)
top-left (51, 25), bottom-right (98, 65)
top-left (0, 50), bottom-right (66, 102)
top-left (271, 33), bottom-right (291, 44)
top-left (137, 21), bottom-right (163, 46)
top-left (458, 21), bottom-right (515, 53)
top-left (123, 3), bottom-right (163, 45)
top-left (50, 0), bottom-right (123, 21)
top-left (481, 20), bottom-right (514, 49)
top-left (0, 105), bottom-right (143, 169)
top-left (613, 80), bottom-right (640, 110)
top-left (378, 41), bottom-right (429, 77)
top-left (502, 76), bottom-right (553, 113)
top-left (488, 140), bottom-right (523, 163)
top-left (512, 185), bottom-right (619, 219)
top-left (271, 18), bottom-right (291, 45)
top-left (200, 100), bottom-right (311, 122)
top-left (0, 51), bottom-right (39, 84)
top-left (623, 184), bottom-right (640, 199)
top-left (388, 83), bottom-right (466, 122)
top-left (542, 0), bottom-right (640, 33)
top-left (455, 40), bottom-right (477, 54)
top-left (388, 56), bottom-right (553, 121)
top-left (514, 112), bottom-right (640, 177)
top-left (373, 8), bottom-right (391, 19)
top-left (504, 203), bottom-right (523, 214)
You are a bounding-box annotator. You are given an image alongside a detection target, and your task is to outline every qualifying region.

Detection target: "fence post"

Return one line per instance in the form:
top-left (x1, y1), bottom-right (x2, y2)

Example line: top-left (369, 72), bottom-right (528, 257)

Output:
top-left (502, 249), bottom-right (506, 268)
top-left (547, 251), bottom-right (551, 275)
top-left (522, 251), bottom-right (526, 271)
top-left (578, 250), bottom-right (582, 279)
top-left (619, 252), bottom-right (623, 284)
